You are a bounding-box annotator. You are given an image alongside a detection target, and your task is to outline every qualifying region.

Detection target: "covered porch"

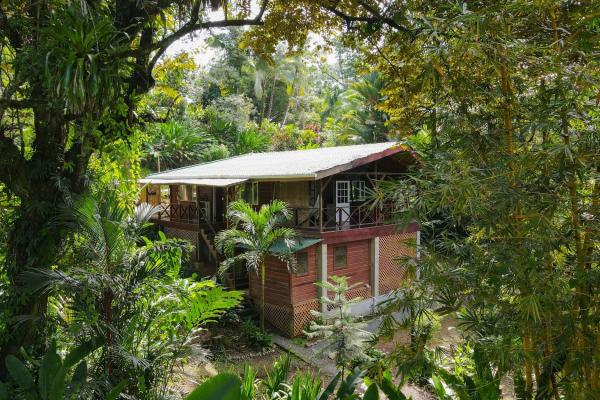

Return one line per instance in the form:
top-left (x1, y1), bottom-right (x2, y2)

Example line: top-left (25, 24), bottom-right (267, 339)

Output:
top-left (139, 174), bottom-right (397, 234)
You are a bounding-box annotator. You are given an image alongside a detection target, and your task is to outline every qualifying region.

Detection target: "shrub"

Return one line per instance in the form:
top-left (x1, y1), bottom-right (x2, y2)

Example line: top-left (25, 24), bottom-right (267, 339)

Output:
top-left (242, 319), bottom-right (272, 349)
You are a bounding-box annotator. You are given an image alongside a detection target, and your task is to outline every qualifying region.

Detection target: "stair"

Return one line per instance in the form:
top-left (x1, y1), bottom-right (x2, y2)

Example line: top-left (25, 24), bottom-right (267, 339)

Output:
top-left (196, 227), bottom-right (249, 290)
top-left (199, 228), bottom-right (219, 263)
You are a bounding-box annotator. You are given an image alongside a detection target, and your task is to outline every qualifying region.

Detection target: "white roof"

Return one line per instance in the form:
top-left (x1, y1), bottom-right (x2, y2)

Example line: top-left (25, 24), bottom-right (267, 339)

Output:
top-left (139, 177), bottom-right (247, 187)
top-left (142, 142), bottom-right (407, 183)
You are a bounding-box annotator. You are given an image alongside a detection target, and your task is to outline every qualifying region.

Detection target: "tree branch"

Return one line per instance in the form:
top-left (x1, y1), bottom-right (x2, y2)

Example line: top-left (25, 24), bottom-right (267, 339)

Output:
top-left (148, 10), bottom-right (269, 69)
top-left (321, 1), bottom-right (411, 35)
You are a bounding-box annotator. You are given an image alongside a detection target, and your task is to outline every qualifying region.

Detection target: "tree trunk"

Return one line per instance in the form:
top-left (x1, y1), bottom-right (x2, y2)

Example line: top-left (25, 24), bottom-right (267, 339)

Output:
top-left (267, 75), bottom-right (277, 121)
top-left (0, 105), bottom-right (89, 377)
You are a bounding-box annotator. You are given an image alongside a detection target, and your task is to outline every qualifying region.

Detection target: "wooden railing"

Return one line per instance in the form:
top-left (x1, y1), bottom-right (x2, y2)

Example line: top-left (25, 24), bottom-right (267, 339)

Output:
top-left (290, 204), bottom-right (392, 232)
top-left (155, 203), bottom-right (209, 224)
top-left (155, 202), bottom-right (393, 232)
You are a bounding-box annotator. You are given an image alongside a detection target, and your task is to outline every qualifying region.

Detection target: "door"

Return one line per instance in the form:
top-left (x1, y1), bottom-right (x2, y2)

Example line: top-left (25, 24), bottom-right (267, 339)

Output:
top-left (335, 180), bottom-right (351, 228)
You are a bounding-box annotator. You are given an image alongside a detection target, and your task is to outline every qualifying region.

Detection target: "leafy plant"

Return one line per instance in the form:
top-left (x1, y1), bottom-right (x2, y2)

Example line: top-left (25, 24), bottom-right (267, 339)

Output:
top-left (143, 120), bottom-right (215, 172)
top-left (20, 194), bottom-right (241, 398)
top-left (306, 276), bottom-right (373, 378)
top-left (1, 340), bottom-right (126, 400)
top-left (184, 373), bottom-right (241, 400)
top-left (263, 354), bottom-right (291, 399)
top-left (215, 200), bottom-right (297, 331)
top-left (240, 364), bottom-right (257, 400)
top-left (242, 319), bottom-right (273, 349)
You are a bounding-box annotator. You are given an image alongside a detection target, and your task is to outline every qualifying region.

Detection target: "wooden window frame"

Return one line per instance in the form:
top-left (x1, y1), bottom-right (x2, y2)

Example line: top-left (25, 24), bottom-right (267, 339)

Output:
top-left (251, 181), bottom-right (259, 205)
top-left (352, 180), bottom-right (366, 201)
top-left (295, 251), bottom-right (309, 276)
top-left (333, 245), bottom-right (347, 269)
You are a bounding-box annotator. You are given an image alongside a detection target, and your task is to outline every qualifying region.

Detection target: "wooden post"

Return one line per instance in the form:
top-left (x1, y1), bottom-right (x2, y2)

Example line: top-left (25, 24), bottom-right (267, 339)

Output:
top-left (319, 179), bottom-right (323, 232)
top-left (212, 186), bottom-right (216, 223)
top-left (370, 237), bottom-right (380, 297)
top-left (317, 243), bottom-right (328, 314)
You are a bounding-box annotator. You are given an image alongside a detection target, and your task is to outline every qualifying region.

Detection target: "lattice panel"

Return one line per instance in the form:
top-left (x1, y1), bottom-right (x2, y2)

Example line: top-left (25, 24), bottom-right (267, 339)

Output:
top-left (163, 227), bottom-right (198, 262)
top-left (263, 302), bottom-right (294, 336)
top-left (291, 299), bottom-right (320, 337)
top-left (326, 286), bottom-right (371, 311)
top-left (379, 232), bottom-right (417, 294)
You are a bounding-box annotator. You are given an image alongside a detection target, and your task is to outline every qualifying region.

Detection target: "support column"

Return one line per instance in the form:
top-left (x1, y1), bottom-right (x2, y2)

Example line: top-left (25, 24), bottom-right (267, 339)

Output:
top-left (370, 237), bottom-right (380, 297)
top-left (317, 243), bottom-right (328, 314)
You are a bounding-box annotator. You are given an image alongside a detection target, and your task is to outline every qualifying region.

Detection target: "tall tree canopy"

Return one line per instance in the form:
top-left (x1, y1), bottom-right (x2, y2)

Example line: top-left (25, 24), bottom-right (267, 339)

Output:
top-left (0, 0), bottom-right (409, 374)
top-left (362, 2), bottom-right (599, 397)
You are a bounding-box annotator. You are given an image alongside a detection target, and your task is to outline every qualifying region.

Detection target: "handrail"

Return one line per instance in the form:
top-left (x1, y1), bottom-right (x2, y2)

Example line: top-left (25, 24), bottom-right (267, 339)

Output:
top-left (154, 202), bottom-right (393, 232)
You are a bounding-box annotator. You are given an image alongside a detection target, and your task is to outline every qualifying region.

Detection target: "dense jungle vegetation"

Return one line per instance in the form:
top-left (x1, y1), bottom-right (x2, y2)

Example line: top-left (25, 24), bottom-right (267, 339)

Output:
top-left (0, 1), bottom-right (598, 399)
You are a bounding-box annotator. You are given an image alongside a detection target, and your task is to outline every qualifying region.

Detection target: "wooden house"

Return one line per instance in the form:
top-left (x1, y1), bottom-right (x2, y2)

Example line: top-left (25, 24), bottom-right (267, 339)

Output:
top-left (139, 142), bottom-right (420, 336)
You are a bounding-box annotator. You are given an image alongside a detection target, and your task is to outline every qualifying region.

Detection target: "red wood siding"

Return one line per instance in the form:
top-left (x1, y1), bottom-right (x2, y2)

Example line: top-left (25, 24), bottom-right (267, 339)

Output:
top-left (321, 222), bottom-right (419, 245)
top-left (327, 239), bottom-right (371, 297)
top-left (290, 245), bottom-right (318, 303)
top-left (248, 256), bottom-right (291, 306)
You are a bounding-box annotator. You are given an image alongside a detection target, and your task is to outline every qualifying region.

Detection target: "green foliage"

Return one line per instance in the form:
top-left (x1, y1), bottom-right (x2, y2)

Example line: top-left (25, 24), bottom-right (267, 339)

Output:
top-left (185, 362), bottom-right (410, 400)
top-left (18, 194), bottom-right (241, 398)
top-left (431, 347), bottom-right (501, 400)
top-left (289, 372), bottom-right (322, 400)
top-left (241, 364), bottom-right (257, 400)
top-left (242, 319), bottom-right (273, 349)
top-left (233, 126), bottom-right (271, 155)
top-left (366, 1), bottom-right (600, 397)
top-left (143, 120), bottom-right (217, 172)
top-left (377, 289), bottom-right (439, 386)
top-left (306, 276), bottom-right (373, 375)
top-left (38, 6), bottom-right (130, 117)
top-left (2, 340), bottom-right (127, 400)
top-left (215, 200), bottom-right (297, 331)
top-left (184, 373), bottom-right (241, 400)
top-left (263, 354), bottom-right (291, 398)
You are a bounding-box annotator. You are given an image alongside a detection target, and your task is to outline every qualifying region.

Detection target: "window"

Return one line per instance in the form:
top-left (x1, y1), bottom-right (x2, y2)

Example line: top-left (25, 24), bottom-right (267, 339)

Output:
top-left (240, 182), bottom-right (259, 205)
top-left (352, 180), bottom-right (367, 201)
top-left (295, 252), bottom-right (308, 275)
top-left (251, 182), bottom-right (259, 205)
top-left (177, 185), bottom-right (196, 202)
top-left (336, 181), bottom-right (350, 204)
top-left (308, 181), bottom-right (316, 207)
top-left (160, 185), bottom-right (170, 204)
top-left (333, 246), bottom-right (347, 269)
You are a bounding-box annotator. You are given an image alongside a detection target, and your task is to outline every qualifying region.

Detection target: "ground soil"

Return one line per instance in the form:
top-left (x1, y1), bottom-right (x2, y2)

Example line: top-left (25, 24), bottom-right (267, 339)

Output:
top-left (172, 314), bottom-right (513, 399)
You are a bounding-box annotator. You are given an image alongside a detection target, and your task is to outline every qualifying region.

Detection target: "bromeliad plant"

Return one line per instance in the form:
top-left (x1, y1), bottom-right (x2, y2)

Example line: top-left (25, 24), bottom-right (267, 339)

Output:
top-left (215, 200), bottom-right (297, 331)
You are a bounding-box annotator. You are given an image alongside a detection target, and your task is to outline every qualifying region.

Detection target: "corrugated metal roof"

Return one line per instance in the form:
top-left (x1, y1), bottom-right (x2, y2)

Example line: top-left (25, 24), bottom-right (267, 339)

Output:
top-left (142, 142), bottom-right (405, 182)
top-left (239, 237), bottom-right (322, 254)
top-left (269, 237), bottom-right (322, 254)
top-left (139, 177), bottom-right (247, 187)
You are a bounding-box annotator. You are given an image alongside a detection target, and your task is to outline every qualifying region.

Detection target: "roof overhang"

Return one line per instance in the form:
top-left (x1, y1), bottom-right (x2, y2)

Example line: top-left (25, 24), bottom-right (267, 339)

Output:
top-left (139, 177), bottom-right (248, 187)
top-left (314, 143), bottom-right (414, 180)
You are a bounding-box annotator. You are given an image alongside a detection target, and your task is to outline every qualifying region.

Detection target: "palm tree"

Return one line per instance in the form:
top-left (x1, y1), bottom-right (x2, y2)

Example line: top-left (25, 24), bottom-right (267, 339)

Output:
top-left (215, 200), bottom-right (297, 331)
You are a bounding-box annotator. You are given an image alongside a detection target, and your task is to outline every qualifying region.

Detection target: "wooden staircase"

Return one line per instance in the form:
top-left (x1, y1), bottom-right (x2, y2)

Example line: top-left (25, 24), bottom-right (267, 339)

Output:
top-left (196, 225), bottom-right (248, 290)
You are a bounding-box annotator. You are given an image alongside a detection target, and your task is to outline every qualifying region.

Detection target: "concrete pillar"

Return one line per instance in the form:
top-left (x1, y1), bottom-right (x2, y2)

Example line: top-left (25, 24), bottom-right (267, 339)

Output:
top-left (370, 237), bottom-right (380, 297)
top-left (317, 243), bottom-right (328, 314)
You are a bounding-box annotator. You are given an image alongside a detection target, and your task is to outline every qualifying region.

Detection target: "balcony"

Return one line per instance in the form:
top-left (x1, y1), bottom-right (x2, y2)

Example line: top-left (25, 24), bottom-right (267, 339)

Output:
top-left (289, 204), bottom-right (393, 232)
top-left (152, 202), bottom-right (394, 233)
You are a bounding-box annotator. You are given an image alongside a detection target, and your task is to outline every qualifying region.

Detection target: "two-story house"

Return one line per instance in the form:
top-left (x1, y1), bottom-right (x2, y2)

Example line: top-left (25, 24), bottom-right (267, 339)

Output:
top-left (139, 142), bottom-right (419, 336)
